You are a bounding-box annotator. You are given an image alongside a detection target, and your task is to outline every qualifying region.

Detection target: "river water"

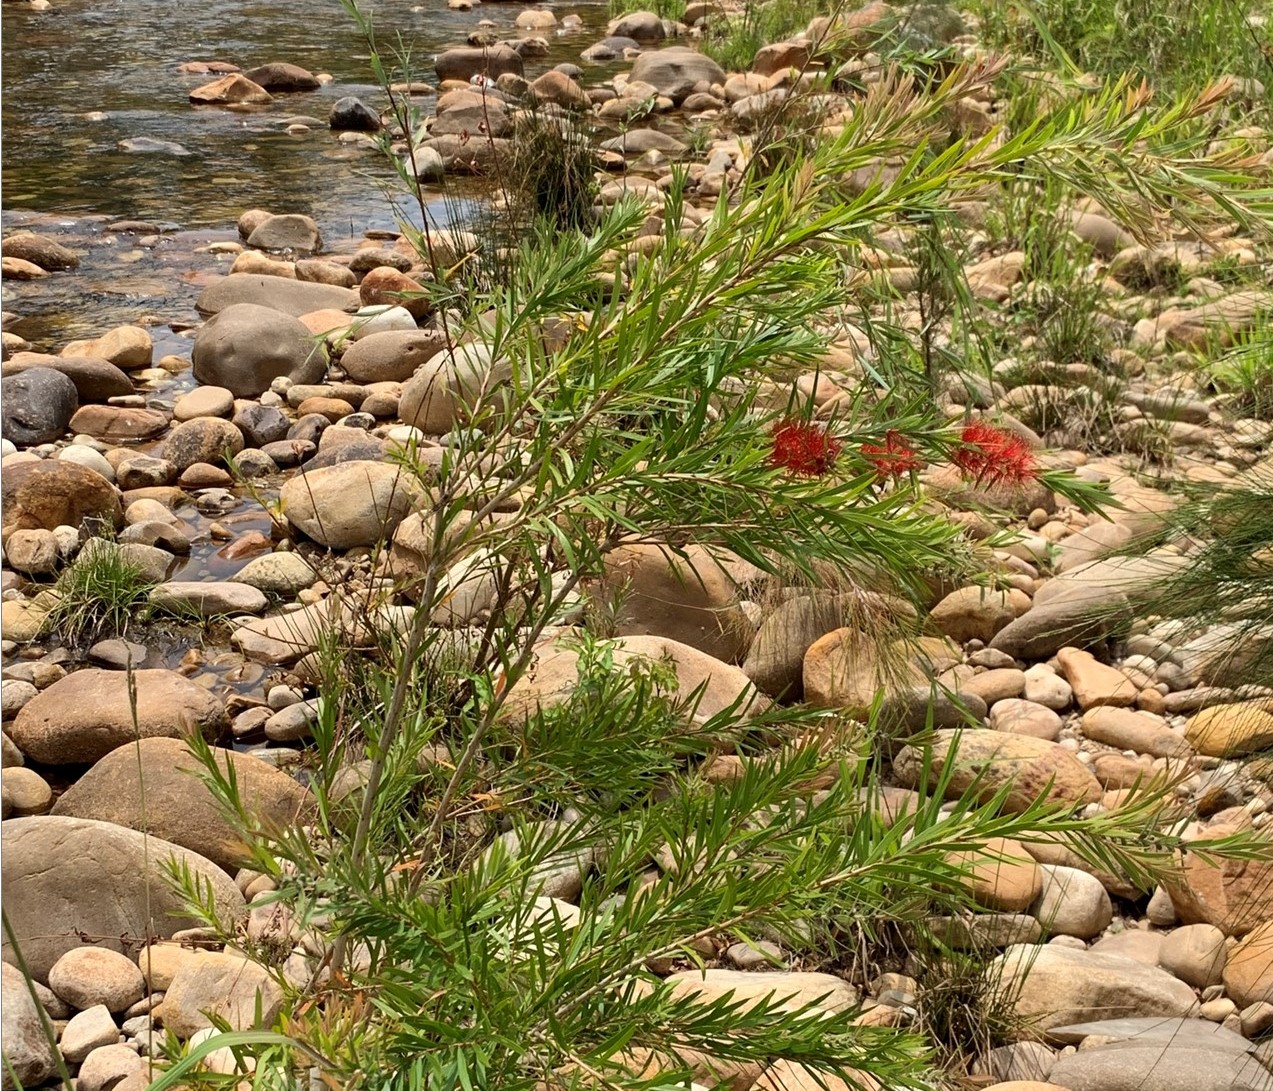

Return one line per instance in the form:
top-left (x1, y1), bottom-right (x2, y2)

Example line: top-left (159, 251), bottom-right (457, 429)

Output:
top-left (1, 0), bottom-right (610, 340)
top-left (0, 0), bottom-right (614, 686)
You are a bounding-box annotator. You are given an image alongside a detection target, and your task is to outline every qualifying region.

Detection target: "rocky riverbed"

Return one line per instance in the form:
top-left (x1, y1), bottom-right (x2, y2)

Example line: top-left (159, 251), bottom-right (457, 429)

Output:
top-left (4, 3), bottom-right (1273, 1090)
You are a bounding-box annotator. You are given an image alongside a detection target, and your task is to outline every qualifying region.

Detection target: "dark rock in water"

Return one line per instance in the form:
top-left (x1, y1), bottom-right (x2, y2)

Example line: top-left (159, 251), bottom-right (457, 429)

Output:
top-left (232, 403), bottom-right (291, 447)
top-left (117, 137), bottom-right (193, 156)
top-left (328, 96), bottom-right (381, 132)
top-left (243, 61), bottom-right (321, 92)
top-left (1, 368), bottom-right (78, 446)
top-left (2, 354), bottom-right (132, 403)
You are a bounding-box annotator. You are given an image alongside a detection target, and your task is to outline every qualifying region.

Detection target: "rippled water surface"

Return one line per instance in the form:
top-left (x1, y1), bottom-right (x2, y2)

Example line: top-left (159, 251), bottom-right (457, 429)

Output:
top-left (3, 0), bottom-right (607, 226)
top-left (1, 0), bottom-right (609, 338)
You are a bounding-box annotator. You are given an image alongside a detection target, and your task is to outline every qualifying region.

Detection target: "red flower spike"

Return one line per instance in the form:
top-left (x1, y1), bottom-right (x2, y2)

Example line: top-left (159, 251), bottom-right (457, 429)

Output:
top-left (952, 422), bottom-right (1038, 487)
top-left (860, 430), bottom-right (923, 480)
top-left (770, 419), bottom-right (842, 477)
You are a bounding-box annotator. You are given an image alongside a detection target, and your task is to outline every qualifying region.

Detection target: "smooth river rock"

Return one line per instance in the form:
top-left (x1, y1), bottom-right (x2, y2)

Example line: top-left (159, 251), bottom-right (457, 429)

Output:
top-left (194, 274), bottom-right (359, 317)
top-left (52, 737), bottom-right (311, 872)
top-left (8, 668), bottom-right (227, 765)
top-left (1, 816), bottom-right (246, 982)
top-left (192, 302), bottom-right (327, 398)
top-left (991, 943), bottom-right (1198, 1035)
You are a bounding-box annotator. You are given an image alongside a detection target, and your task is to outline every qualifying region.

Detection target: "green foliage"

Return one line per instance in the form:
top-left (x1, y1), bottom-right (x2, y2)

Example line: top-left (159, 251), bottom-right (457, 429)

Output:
top-left (1125, 469), bottom-right (1273, 689)
top-left (1208, 325), bottom-right (1273, 420)
top-left (971, 0), bottom-right (1273, 108)
top-left (506, 111), bottom-right (600, 233)
top-left (43, 540), bottom-right (156, 647)
top-left (153, 8), bottom-right (1273, 1091)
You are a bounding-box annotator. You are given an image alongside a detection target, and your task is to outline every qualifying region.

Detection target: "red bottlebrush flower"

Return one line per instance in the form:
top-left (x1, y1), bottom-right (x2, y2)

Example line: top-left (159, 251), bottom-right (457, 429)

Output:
top-left (860, 430), bottom-right (923, 480)
top-left (769, 418), bottom-right (842, 477)
top-left (952, 421), bottom-right (1038, 487)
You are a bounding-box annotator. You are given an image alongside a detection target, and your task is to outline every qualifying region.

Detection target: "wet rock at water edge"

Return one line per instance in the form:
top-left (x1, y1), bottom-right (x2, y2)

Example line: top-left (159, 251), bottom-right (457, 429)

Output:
top-left (189, 73), bottom-right (272, 105)
top-left (246, 213), bottom-right (322, 253)
top-left (329, 96), bottom-right (381, 132)
top-left (1, 367), bottom-right (78, 446)
top-left (1, 232), bottom-right (80, 271)
top-left (117, 137), bottom-right (194, 155)
top-left (242, 61), bottom-right (321, 92)
top-left (435, 44), bottom-right (524, 83)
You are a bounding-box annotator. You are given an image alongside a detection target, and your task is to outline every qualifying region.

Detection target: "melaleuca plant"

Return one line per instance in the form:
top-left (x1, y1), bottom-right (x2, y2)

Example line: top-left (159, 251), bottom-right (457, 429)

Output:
top-left (158, 19), bottom-right (1273, 1091)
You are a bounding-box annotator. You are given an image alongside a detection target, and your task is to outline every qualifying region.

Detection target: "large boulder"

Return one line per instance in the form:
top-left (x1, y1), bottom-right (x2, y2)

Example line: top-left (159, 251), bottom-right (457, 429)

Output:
top-left (192, 303), bottom-right (327, 398)
top-left (989, 585), bottom-right (1129, 659)
top-left (162, 952), bottom-right (285, 1039)
top-left (194, 274), bottom-right (358, 317)
top-left (990, 943), bottom-right (1198, 1035)
top-left (629, 47), bottom-right (726, 103)
top-left (1, 368), bottom-right (78, 446)
top-left (501, 634), bottom-right (767, 723)
top-left (280, 461), bottom-right (422, 549)
top-left (1048, 1040), bottom-right (1271, 1091)
top-left (340, 329), bottom-right (447, 383)
top-left (893, 728), bottom-right (1102, 813)
top-left (435, 45), bottom-right (524, 83)
top-left (51, 738), bottom-right (311, 872)
top-left (1, 963), bottom-right (58, 1089)
top-left (2, 353), bottom-right (133, 402)
top-left (1, 459), bottom-right (123, 534)
top-left (596, 544), bottom-right (751, 663)
top-left (2, 816), bottom-right (245, 983)
top-left (8, 669), bottom-right (227, 766)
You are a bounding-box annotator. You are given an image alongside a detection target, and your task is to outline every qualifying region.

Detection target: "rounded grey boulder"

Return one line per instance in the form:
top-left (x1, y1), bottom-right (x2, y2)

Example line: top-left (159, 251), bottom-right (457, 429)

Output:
top-left (1, 368), bottom-right (79, 446)
top-left (192, 303), bottom-right (327, 398)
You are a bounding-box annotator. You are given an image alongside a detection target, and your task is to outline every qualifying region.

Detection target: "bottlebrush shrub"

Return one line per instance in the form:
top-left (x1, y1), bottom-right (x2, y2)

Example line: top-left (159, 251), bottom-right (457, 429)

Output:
top-left (164, 29), bottom-right (1273, 1091)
